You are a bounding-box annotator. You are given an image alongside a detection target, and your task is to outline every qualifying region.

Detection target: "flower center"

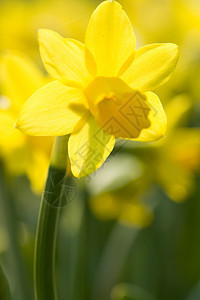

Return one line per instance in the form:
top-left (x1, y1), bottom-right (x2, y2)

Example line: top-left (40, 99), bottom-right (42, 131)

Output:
top-left (84, 77), bottom-right (151, 139)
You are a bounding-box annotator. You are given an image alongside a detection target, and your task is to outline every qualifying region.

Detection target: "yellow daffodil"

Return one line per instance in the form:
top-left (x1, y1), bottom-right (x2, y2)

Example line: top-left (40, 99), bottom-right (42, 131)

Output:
top-left (153, 96), bottom-right (200, 202)
top-left (126, 95), bottom-right (200, 203)
top-left (89, 94), bottom-right (200, 226)
top-left (121, 0), bottom-right (200, 103)
top-left (155, 128), bottom-right (200, 202)
top-left (16, 0), bottom-right (179, 178)
top-left (0, 52), bottom-right (53, 193)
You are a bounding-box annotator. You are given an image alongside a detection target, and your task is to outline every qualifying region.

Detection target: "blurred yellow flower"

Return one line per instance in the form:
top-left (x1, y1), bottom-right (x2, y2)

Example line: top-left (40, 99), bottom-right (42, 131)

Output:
top-left (156, 128), bottom-right (200, 202)
top-left (0, 0), bottom-right (94, 60)
top-left (16, 0), bottom-right (179, 178)
top-left (90, 94), bottom-right (200, 225)
top-left (0, 52), bottom-right (53, 193)
top-left (87, 152), bottom-right (153, 227)
top-left (131, 95), bottom-right (200, 202)
top-left (121, 0), bottom-right (200, 103)
top-left (90, 190), bottom-right (153, 228)
top-left (90, 96), bottom-right (200, 225)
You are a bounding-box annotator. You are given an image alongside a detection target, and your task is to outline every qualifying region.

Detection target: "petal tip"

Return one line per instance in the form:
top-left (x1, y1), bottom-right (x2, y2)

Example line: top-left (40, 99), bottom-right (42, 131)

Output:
top-left (37, 28), bottom-right (43, 38)
top-left (38, 28), bottom-right (54, 41)
top-left (14, 115), bottom-right (25, 132)
top-left (14, 117), bottom-right (21, 130)
top-left (168, 43), bottom-right (179, 56)
top-left (38, 29), bottom-right (46, 44)
top-left (70, 166), bottom-right (84, 178)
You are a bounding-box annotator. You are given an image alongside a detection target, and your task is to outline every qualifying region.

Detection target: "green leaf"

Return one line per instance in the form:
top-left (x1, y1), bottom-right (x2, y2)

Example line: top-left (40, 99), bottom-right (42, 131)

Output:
top-left (111, 283), bottom-right (156, 300)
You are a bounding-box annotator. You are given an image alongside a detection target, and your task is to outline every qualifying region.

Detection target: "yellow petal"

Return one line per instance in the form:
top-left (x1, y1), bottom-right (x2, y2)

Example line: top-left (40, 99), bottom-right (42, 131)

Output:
top-left (156, 157), bottom-right (193, 203)
top-left (68, 112), bottom-right (115, 178)
top-left (16, 81), bottom-right (88, 136)
top-left (132, 92), bottom-right (167, 142)
top-left (0, 109), bottom-right (25, 150)
top-left (85, 1), bottom-right (135, 76)
top-left (38, 29), bottom-right (92, 88)
top-left (1, 51), bottom-right (44, 111)
top-left (121, 43), bottom-right (179, 91)
top-left (165, 95), bottom-right (192, 132)
top-left (168, 128), bottom-right (200, 172)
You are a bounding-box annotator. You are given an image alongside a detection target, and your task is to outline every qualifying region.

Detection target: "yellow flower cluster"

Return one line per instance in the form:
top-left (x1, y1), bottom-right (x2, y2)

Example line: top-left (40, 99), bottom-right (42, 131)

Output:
top-left (0, 52), bottom-right (53, 193)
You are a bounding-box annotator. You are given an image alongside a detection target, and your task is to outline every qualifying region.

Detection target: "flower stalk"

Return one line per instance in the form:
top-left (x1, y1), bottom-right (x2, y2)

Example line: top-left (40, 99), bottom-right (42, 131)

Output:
top-left (34, 135), bottom-right (69, 300)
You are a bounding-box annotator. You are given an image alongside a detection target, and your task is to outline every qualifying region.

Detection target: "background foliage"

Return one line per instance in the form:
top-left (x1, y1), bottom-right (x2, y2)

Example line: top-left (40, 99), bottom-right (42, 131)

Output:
top-left (0, 0), bottom-right (200, 299)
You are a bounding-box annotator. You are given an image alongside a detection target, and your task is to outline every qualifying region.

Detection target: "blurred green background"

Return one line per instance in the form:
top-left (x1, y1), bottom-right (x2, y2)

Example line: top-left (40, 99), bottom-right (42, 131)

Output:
top-left (0, 0), bottom-right (200, 300)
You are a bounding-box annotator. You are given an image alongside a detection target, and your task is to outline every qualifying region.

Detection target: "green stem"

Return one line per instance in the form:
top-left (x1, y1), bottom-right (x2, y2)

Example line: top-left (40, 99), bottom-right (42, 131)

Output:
top-left (0, 263), bottom-right (11, 300)
top-left (34, 135), bottom-right (69, 300)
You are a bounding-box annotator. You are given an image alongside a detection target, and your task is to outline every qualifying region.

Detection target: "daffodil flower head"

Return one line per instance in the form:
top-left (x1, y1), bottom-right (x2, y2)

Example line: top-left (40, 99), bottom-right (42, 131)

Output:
top-left (16, 0), bottom-right (179, 178)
